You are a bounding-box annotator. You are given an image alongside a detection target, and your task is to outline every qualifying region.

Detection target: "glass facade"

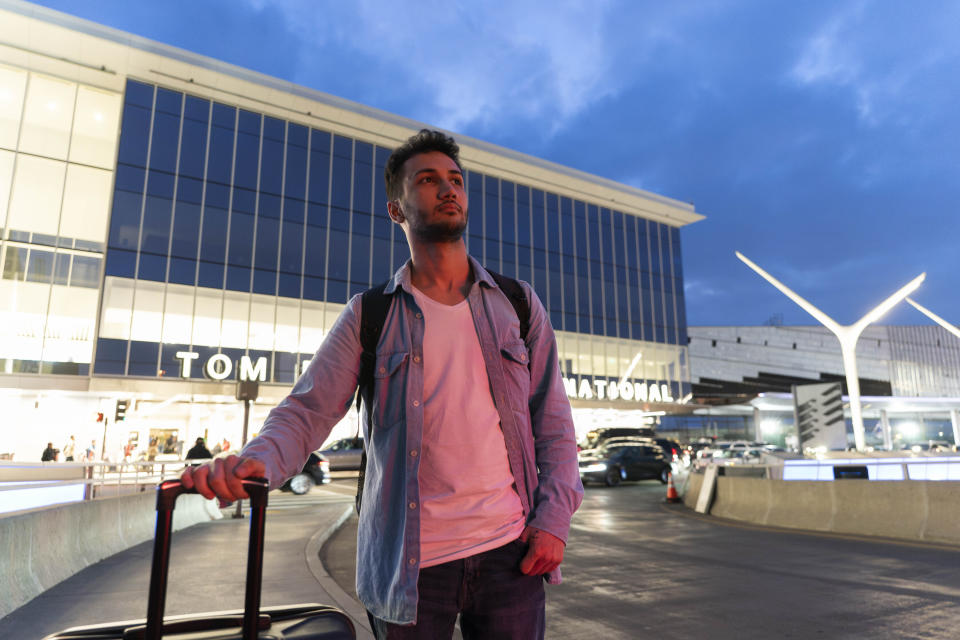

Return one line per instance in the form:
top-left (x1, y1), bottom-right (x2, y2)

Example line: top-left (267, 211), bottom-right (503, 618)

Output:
top-left (92, 79), bottom-right (689, 395)
top-left (0, 65), bottom-right (121, 375)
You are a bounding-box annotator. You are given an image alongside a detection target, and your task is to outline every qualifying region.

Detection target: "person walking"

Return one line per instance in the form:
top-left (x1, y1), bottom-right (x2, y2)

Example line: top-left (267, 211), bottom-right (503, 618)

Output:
top-left (185, 437), bottom-right (213, 461)
top-left (182, 129), bottom-right (582, 639)
top-left (62, 435), bottom-right (76, 461)
top-left (41, 442), bottom-right (59, 462)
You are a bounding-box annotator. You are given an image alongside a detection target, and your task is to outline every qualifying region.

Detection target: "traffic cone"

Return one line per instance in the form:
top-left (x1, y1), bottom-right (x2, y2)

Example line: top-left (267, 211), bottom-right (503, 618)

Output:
top-left (665, 472), bottom-right (681, 503)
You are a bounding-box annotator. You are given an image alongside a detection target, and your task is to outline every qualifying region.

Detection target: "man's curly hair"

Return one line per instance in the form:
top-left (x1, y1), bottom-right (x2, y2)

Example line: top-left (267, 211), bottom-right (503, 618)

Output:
top-left (384, 129), bottom-right (462, 201)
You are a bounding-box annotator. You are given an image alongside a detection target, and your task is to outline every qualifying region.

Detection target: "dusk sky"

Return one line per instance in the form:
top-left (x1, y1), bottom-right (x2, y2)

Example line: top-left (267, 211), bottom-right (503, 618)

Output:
top-left (28, 0), bottom-right (960, 328)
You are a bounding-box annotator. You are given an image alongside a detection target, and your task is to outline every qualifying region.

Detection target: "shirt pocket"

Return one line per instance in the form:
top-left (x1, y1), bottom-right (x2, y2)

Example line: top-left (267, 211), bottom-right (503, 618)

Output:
top-left (371, 350), bottom-right (408, 431)
top-left (500, 341), bottom-right (531, 405)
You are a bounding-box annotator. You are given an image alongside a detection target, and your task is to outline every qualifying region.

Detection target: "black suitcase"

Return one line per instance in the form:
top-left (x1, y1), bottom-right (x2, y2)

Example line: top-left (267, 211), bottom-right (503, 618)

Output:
top-left (43, 477), bottom-right (356, 639)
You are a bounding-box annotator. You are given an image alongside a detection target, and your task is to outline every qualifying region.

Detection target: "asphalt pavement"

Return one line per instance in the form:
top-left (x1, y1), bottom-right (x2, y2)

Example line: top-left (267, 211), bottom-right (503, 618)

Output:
top-left (6, 476), bottom-right (960, 640)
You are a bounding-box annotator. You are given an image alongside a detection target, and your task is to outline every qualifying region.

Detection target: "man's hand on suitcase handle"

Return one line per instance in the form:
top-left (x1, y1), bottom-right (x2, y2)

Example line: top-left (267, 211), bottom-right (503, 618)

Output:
top-left (180, 455), bottom-right (266, 504)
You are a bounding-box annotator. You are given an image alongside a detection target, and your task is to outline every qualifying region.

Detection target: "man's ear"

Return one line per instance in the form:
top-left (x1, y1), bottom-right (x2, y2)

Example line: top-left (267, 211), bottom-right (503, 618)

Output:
top-left (387, 200), bottom-right (404, 223)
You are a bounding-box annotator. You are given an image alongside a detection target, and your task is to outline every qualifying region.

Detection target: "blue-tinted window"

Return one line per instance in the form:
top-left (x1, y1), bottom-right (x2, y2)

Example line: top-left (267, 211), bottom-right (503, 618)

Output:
top-left (105, 249), bottom-right (136, 278)
top-left (137, 253), bottom-right (166, 282)
top-left (128, 340), bottom-right (159, 377)
top-left (207, 104), bottom-right (236, 186)
top-left (278, 271), bottom-right (300, 299)
top-left (140, 194), bottom-right (172, 256)
top-left (274, 351), bottom-right (297, 384)
top-left (280, 216), bottom-right (304, 274)
top-left (649, 221), bottom-right (662, 275)
top-left (353, 141), bottom-right (373, 214)
top-left (308, 130), bottom-right (331, 205)
top-left (169, 257), bottom-right (196, 286)
top-left (260, 128), bottom-right (283, 197)
top-left (466, 171), bottom-right (484, 252)
top-left (179, 101), bottom-right (208, 179)
top-left (284, 131), bottom-right (308, 204)
top-left (109, 188), bottom-right (143, 251)
top-left (234, 116), bottom-right (260, 190)
top-left (253, 214), bottom-right (279, 293)
top-left (516, 185), bottom-right (530, 247)
top-left (304, 202), bottom-right (327, 280)
top-left (350, 211), bottom-right (372, 289)
top-left (160, 343), bottom-right (191, 379)
top-left (117, 103), bottom-right (152, 167)
top-left (531, 190), bottom-right (546, 251)
top-left (26, 249), bottom-right (53, 283)
top-left (226, 265), bottom-right (250, 291)
top-left (125, 80), bottom-right (154, 108)
top-left (149, 90), bottom-right (181, 173)
top-left (331, 136), bottom-right (352, 211)
top-left (53, 253), bottom-right (69, 285)
top-left (198, 261), bottom-right (223, 289)
top-left (94, 338), bottom-right (127, 375)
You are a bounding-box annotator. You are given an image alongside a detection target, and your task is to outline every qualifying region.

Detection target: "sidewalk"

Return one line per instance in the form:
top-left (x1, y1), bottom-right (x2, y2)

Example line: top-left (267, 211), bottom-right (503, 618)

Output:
top-left (0, 487), bottom-right (374, 640)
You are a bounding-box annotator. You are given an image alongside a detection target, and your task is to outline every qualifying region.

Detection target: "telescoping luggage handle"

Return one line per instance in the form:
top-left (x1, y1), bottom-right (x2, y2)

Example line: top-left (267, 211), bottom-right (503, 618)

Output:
top-left (145, 477), bottom-right (269, 640)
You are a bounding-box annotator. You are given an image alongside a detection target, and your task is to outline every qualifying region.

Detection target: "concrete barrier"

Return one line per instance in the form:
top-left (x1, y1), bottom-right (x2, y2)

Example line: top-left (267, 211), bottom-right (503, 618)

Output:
top-left (0, 492), bottom-right (220, 620)
top-left (699, 474), bottom-right (960, 546)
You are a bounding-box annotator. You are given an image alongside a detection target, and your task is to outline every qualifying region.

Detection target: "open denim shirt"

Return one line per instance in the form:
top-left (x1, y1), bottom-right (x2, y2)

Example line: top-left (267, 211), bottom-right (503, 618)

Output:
top-left (243, 256), bottom-right (583, 624)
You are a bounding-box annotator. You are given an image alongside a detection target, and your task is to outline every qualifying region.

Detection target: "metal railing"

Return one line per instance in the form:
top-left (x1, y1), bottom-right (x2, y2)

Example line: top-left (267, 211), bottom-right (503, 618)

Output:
top-left (0, 460), bottom-right (205, 515)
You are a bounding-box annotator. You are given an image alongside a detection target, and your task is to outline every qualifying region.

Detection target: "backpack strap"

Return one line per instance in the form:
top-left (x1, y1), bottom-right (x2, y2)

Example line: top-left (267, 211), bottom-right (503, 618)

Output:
top-left (487, 269), bottom-right (530, 342)
top-left (355, 280), bottom-right (392, 513)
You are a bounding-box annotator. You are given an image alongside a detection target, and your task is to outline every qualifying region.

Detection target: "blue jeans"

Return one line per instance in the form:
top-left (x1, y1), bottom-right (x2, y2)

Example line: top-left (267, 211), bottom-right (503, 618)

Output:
top-left (368, 538), bottom-right (545, 639)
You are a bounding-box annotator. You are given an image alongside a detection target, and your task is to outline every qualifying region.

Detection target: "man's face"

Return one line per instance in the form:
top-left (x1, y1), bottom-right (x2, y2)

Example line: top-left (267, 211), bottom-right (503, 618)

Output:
top-left (390, 151), bottom-right (468, 243)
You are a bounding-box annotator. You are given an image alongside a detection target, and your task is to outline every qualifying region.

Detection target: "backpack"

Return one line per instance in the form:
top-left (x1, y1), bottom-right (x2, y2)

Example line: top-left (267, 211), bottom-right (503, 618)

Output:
top-left (353, 270), bottom-right (531, 512)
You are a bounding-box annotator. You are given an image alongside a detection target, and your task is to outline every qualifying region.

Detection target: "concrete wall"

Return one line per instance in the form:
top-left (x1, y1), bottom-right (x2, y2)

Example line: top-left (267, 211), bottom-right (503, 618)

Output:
top-left (0, 492), bottom-right (220, 620)
top-left (695, 475), bottom-right (960, 546)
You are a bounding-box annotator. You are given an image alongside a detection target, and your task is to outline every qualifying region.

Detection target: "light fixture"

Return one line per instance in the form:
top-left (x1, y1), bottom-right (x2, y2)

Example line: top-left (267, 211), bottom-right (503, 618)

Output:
top-left (736, 251), bottom-right (924, 451)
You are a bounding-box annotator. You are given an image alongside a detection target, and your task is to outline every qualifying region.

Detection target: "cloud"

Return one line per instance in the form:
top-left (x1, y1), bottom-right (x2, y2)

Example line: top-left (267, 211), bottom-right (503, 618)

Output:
top-left (239, 0), bottom-right (633, 134)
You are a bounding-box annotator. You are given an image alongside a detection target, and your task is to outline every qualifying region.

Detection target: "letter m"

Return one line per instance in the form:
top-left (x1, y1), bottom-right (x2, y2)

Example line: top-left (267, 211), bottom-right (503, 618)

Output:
top-left (239, 355), bottom-right (268, 382)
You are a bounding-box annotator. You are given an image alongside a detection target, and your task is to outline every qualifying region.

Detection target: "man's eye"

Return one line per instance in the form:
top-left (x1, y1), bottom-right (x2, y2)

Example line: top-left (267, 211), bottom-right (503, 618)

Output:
top-left (452, 178), bottom-right (463, 185)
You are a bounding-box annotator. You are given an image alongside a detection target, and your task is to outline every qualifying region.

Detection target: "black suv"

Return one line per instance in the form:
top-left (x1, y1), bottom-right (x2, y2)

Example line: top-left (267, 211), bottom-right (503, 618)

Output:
top-left (579, 443), bottom-right (671, 487)
top-left (578, 427), bottom-right (655, 451)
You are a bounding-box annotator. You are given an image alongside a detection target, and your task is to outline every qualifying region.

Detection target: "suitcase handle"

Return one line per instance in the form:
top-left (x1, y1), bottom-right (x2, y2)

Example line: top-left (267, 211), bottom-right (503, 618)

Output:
top-left (145, 477), bottom-right (269, 640)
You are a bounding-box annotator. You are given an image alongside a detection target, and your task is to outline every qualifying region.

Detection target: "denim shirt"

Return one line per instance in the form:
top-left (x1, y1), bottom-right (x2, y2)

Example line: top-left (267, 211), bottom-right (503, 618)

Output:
top-left (243, 256), bottom-right (583, 624)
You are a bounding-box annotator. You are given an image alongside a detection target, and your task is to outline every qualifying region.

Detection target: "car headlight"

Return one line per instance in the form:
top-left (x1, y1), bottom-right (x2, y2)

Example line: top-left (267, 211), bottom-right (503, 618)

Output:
top-left (580, 463), bottom-right (607, 473)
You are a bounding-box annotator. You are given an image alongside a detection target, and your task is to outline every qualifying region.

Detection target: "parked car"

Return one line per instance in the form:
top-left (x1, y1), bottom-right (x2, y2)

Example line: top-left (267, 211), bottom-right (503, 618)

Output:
top-left (319, 436), bottom-right (364, 471)
top-left (280, 451), bottom-right (331, 494)
top-left (578, 443), bottom-right (671, 487)
top-left (577, 427), bottom-right (655, 451)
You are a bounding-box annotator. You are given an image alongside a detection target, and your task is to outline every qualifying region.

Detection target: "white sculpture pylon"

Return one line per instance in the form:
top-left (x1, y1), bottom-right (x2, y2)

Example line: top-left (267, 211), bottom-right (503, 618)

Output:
top-left (736, 252), bottom-right (925, 451)
top-left (905, 298), bottom-right (960, 340)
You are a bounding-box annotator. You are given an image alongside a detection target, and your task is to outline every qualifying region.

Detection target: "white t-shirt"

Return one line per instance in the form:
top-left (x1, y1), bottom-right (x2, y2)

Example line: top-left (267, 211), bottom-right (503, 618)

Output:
top-left (411, 286), bottom-right (525, 568)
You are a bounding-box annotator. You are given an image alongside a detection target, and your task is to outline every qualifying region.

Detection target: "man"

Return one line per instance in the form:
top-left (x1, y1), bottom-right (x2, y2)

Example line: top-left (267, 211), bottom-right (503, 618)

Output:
top-left (63, 435), bottom-right (77, 461)
top-left (182, 129), bottom-right (582, 639)
top-left (41, 442), bottom-right (58, 462)
top-left (185, 437), bottom-right (213, 461)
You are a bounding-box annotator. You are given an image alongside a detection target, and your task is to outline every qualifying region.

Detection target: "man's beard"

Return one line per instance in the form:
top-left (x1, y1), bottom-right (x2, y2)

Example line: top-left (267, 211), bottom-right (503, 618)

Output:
top-left (408, 209), bottom-right (468, 243)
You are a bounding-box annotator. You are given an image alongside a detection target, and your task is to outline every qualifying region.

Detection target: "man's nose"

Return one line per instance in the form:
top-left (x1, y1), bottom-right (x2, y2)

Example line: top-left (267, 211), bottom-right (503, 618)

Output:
top-left (437, 178), bottom-right (458, 198)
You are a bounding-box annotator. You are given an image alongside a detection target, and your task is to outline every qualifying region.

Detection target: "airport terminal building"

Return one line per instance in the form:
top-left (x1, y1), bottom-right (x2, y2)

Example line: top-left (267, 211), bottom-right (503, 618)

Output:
top-left (0, 2), bottom-right (703, 461)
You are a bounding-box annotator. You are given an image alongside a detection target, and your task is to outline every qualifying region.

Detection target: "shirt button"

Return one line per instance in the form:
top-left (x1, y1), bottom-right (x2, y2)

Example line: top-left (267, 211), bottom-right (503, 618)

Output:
top-left (520, 354), bottom-right (527, 361)
top-left (378, 367), bottom-right (386, 373)
top-left (410, 450), bottom-right (418, 457)
top-left (415, 313), bottom-right (422, 319)
top-left (413, 355), bottom-right (421, 363)
top-left (408, 557), bottom-right (416, 565)
top-left (409, 502), bottom-right (416, 509)
top-left (413, 400), bottom-right (420, 407)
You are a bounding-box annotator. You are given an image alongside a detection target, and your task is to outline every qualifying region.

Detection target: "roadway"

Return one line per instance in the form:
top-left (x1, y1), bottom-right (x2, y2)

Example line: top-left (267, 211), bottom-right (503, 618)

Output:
top-left (6, 477), bottom-right (960, 639)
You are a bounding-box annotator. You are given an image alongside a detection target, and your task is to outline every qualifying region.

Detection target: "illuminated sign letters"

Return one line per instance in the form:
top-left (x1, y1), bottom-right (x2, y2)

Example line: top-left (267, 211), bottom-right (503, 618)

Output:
top-left (174, 351), bottom-right (268, 382)
top-left (562, 376), bottom-right (676, 404)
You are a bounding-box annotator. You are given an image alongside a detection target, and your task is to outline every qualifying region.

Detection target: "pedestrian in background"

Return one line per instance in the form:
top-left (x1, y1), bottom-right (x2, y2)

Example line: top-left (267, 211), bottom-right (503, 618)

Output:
top-left (185, 437), bottom-right (212, 461)
top-left (41, 442), bottom-right (59, 462)
top-left (62, 435), bottom-right (76, 461)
